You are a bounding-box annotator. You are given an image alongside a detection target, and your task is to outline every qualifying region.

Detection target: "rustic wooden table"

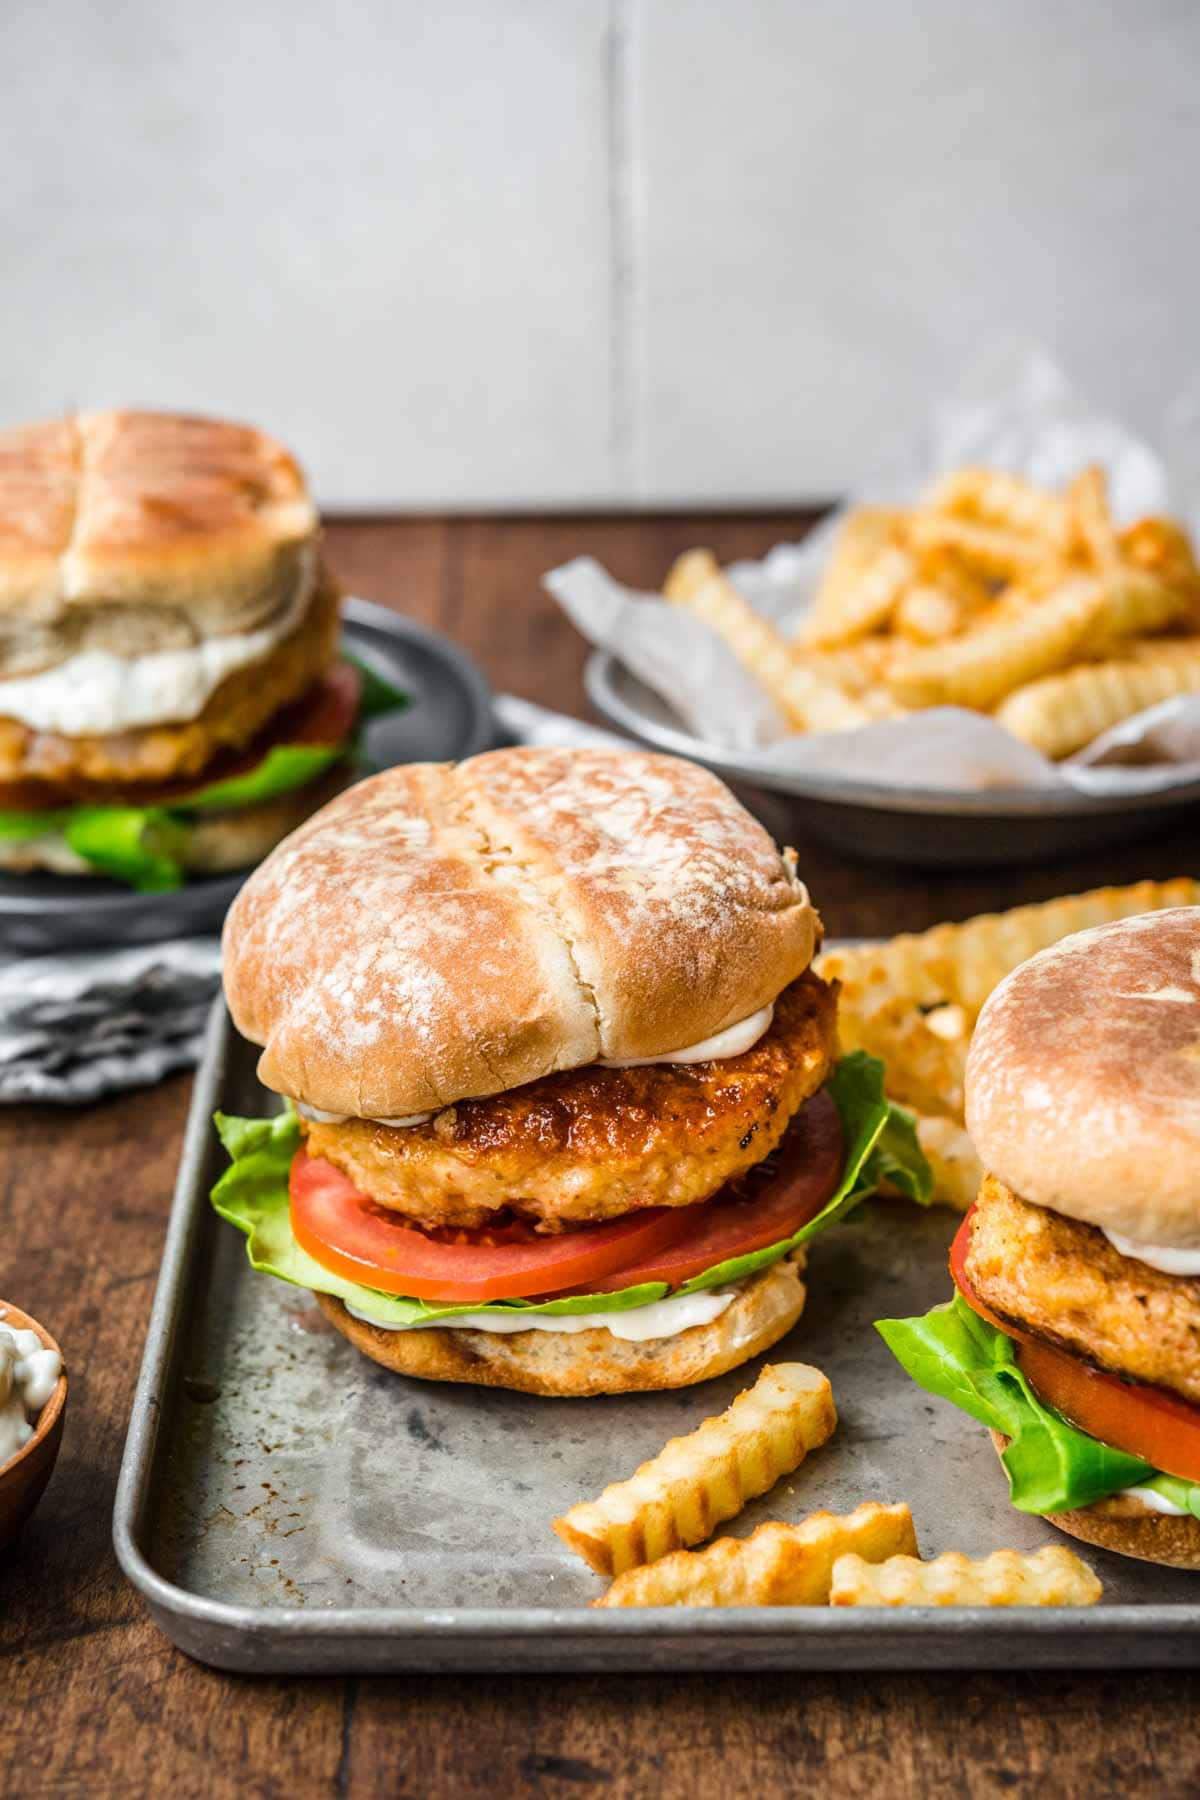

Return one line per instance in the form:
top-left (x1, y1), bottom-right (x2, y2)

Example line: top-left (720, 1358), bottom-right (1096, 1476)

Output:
top-left (2, 516), bottom-right (1198, 1799)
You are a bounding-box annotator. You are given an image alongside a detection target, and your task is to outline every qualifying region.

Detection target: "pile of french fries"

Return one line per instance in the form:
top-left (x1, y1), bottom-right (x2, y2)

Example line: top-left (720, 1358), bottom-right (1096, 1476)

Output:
top-left (817, 877), bottom-right (1200, 1211)
top-left (553, 1362), bottom-right (1100, 1609)
top-left (667, 466), bottom-right (1200, 757)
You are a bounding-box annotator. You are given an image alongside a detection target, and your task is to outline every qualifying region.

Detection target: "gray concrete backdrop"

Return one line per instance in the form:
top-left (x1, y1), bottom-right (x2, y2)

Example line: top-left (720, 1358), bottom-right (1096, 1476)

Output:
top-left (3, 1), bottom-right (1196, 507)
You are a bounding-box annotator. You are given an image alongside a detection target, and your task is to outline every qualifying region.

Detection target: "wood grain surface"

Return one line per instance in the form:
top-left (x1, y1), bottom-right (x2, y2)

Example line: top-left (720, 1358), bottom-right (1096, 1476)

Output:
top-left (1, 515), bottom-right (1198, 1800)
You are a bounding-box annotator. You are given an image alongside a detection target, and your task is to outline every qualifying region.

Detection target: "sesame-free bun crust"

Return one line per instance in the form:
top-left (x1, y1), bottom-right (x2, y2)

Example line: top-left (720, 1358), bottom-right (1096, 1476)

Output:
top-left (966, 908), bottom-right (1200, 1245)
top-left (988, 1434), bottom-right (1200, 1569)
top-left (223, 748), bottom-right (819, 1118)
top-left (316, 1254), bottom-right (806, 1397)
top-left (0, 410), bottom-right (316, 672)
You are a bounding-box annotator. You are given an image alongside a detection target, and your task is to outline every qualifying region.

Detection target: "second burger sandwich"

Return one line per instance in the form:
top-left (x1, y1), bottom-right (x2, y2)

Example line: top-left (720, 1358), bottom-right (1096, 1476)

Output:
top-left (213, 747), bottom-right (929, 1396)
top-left (880, 907), bottom-right (1200, 1568)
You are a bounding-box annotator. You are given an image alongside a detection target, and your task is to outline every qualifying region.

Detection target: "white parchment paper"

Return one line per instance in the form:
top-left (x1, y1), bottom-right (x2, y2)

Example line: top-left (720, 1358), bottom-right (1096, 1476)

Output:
top-left (545, 349), bottom-right (1200, 795)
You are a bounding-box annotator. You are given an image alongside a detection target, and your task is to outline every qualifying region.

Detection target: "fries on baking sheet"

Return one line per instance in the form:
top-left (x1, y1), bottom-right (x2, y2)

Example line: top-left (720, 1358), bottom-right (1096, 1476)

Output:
top-left (817, 878), bottom-right (1200, 1209)
top-left (665, 464), bottom-right (1200, 756)
top-left (594, 1503), bottom-right (916, 1608)
top-left (553, 1362), bottom-right (836, 1576)
top-left (829, 1546), bottom-right (1102, 1609)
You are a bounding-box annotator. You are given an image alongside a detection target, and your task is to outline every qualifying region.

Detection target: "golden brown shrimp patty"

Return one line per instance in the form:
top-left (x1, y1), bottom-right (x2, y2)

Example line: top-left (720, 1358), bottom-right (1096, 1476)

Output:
top-left (965, 1173), bottom-right (1200, 1407)
top-left (0, 567), bottom-right (339, 789)
top-left (301, 969), bottom-right (838, 1232)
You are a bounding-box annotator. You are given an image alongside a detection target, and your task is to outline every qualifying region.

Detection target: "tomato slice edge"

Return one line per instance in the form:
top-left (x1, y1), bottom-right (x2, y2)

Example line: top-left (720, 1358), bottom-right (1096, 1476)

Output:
top-left (950, 1208), bottom-right (1200, 1484)
top-left (290, 1088), bottom-right (845, 1306)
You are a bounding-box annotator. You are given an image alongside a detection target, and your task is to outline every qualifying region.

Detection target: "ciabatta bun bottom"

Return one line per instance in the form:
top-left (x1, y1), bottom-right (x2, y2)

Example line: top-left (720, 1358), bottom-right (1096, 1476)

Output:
top-left (316, 1254), bottom-right (807, 1398)
top-left (0, 766), bottom-right (352, 880)
top-left (989, 1432), bottom-right (1200, 1570)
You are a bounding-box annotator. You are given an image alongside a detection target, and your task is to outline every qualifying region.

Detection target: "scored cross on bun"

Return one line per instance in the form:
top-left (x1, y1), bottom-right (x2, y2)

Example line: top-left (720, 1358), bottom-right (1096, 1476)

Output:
top-left (223, 747), bottom-right (820, 1120)
top-left (0, 410), bottom-right (317, 671)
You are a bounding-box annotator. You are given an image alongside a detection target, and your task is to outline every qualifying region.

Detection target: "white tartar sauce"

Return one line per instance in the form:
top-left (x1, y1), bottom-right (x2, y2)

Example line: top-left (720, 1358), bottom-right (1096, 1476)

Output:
top-left (296, 1103), bottom-right (432, 1128)
top-left (345, 1286), bottom-right (735, 1342)
top-left (1119, 1484), bottom-right (1188, 1517)
top-left (597, 1002), bottom-right (774, 1069)
top-left (0, 554), bottom-right (314, 735)
top-left (1102, 1229), bottom-right (1200, 1278)
top-left (0, 1322), bottom-right (61, 1466)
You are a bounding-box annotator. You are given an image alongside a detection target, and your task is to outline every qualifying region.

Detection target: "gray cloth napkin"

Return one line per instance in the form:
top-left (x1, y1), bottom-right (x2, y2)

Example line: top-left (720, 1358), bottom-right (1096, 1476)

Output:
top-left (0, 699), bottom-right (625, 1105)
top-left (0, 938), bottom-right (222, 1104)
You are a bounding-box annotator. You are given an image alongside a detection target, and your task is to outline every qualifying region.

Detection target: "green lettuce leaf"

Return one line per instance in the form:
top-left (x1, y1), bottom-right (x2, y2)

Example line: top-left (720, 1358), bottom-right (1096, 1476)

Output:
top-left (346, 653), bottom-right (410, 724)
top-left (210, 1052), bottom-right (932, 1329)
top-left (876, 1294), bottom-right (1153, 1512)
top-left (1135, 1474), bottom-right (1200, 1520)
top-left (0, 659), bottom-right (408, 889)
top-left (172, 742), bottom-right (343, 814)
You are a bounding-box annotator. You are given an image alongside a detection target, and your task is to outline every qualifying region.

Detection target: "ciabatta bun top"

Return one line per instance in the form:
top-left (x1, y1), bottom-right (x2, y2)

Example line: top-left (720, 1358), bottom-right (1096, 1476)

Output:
top-left (966, 907), bottom-right (1200, 1246)
top-left (223, 748), bottom-right (819, 1118)
top-left (0, 410), bottom-right (316, 673)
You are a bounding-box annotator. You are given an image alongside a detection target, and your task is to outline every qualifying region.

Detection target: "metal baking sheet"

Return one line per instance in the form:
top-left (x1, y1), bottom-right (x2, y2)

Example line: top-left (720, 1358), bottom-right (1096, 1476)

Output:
top-left (0, 598), bottom-right (494, 954)
top-left (114, 999), bottom-right (1200, 1673)
top-left (586, 651), bottom-right (1200, 867)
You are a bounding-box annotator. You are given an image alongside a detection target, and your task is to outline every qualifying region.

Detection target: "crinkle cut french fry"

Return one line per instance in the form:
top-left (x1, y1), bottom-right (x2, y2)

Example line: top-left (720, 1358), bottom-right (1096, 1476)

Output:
top-left (886, 578), bottom-right (1102, 709)
top-left (830, 1546), bottom-right (1102, 1608)
top-left (803, 508), bottom-right (910, 646)
top-left (665, 555), bottom-right (877, 733)
top-left (923, 467), bottom-right (1069, 543)
top-left (907, 512), bottom-right (1047, 584)
top-left (805, 542), bottom-right (914, 648)
top-left (1088, 569), bottom-right (1194, 644)
top-left (997, 652), bottom-right (1200, 758)
top-left (594, 1503), bottom-right (917, 1609)
top-left (833, 992), bottom-right (968, 1121)
top-left (911, 1114), bottom-right (982, 1213)
top-left (816, 879), bottom-right (1200, 1018)
top-left (1120, 517), bottom-right (1200, 589)
top-left (1067, 465), bottom-right (1120, 573)
top-left (553, 1363), bottom-right (837, 1577)
top-left (663, 545), bottom-right (721, 604)
top-left (893, 583), bottom-right (962, 644)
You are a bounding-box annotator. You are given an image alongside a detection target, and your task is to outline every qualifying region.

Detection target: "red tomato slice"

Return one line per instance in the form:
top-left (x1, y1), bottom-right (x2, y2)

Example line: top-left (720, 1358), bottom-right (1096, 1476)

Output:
top-left (585, 1088), bottom-right (844, 1292)
top-left (290, 1089), bottom-right (844, 1305)
top-left (290, 1153), bottom-right (694, 1303)
top-left (951, 1209), bottom-right (1200, 1483)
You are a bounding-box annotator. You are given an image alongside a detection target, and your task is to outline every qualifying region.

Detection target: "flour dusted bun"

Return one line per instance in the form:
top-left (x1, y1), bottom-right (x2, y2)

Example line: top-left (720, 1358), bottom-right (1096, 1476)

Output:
top-left (0, 410), bottom-right (316, 671)
top-left (317, 1254), bottom-right (806, 1397)
top-left (223, 748), bottom-right (819, 1119)
top-left (966, 908), bottom-right (1200, 1246)
top-left (988, 1434), bottom-right (1200, 1569)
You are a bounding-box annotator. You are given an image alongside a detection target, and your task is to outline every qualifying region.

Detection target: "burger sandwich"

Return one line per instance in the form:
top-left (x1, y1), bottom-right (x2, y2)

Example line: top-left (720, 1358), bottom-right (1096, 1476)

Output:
top-left (880, 907), bottom-right (1200, 1568)
top-left (0, 409), bottom-right (404, 889)
top-left (213, 747), bottom-right (929, 1397)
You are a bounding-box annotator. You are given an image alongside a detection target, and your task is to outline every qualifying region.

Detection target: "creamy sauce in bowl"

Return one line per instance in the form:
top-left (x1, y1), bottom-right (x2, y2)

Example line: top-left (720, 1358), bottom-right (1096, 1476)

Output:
top-left (0, 1321), bottom-right (62, 1467)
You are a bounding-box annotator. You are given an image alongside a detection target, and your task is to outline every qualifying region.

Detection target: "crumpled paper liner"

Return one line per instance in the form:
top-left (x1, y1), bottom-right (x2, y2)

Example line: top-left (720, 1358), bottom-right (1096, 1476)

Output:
top-left (545, 348), bottom-right (1200, 796)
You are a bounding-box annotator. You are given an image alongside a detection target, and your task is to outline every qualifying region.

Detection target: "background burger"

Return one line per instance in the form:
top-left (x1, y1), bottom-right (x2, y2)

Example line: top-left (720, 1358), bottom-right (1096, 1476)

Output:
top-left (213, 747), bottom-right (928, 1397)
top-left (0, 409), bottom-right (404, 889)
top-left (880, 907), bottom-right (1200, 1568)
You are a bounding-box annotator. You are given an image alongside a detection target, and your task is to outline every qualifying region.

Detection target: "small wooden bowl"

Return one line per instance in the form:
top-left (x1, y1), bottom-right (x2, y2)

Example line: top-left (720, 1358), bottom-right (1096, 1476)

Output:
top-left (0, 1301), bottom-right (67, 1551)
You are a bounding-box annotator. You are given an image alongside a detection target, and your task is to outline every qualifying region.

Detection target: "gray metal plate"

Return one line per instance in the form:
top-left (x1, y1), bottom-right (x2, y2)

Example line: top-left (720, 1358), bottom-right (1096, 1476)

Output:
top-left (114, 1002), bottom-right (1200, 1673)
top-left (585, 652), bottom-right (1200, 867)
top-left (0, 599), bottom-right (494, 953)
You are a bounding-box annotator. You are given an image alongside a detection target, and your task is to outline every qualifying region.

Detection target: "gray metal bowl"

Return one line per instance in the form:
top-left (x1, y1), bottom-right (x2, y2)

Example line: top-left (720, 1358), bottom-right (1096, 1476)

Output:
top-left (0, 599), bottom-right (494, 954)
top-left (586, 650), bottom-right (1200, 867)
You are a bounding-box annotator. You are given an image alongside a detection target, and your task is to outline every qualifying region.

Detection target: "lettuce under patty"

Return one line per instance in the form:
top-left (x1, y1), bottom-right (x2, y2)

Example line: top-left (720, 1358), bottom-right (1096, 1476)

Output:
top-left (877, 1294), bottom-right (1200, 1516)
top-left (0, 655), bottom-right (408, 890)
top-left (211, 1051), bottom-right (931, 1328)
